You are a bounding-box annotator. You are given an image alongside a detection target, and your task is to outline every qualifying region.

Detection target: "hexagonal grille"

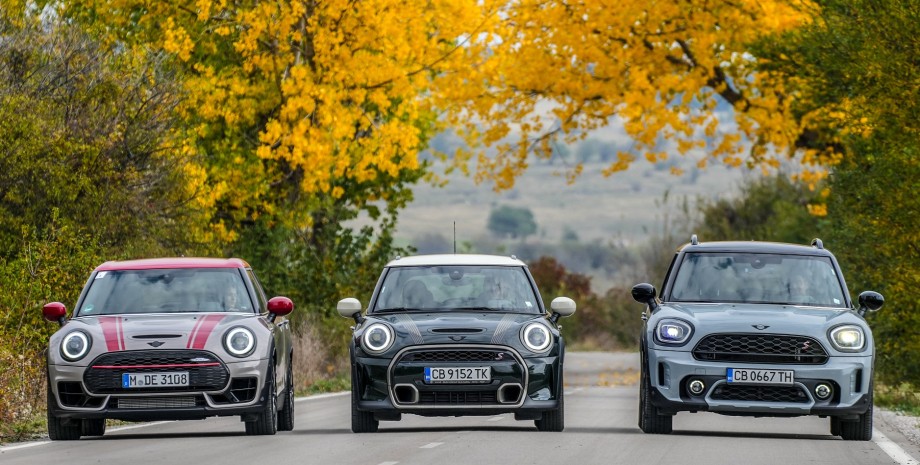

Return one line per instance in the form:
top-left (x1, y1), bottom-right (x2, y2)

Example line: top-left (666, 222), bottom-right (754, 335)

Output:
top-left (693, 334), bottom-right (828, 364)
top-left (711, 384), bottom-right (809, 403)
top-left (400, 350), bottom-right (511, 363)
top-left (83, 350), bottom-right (229, 393)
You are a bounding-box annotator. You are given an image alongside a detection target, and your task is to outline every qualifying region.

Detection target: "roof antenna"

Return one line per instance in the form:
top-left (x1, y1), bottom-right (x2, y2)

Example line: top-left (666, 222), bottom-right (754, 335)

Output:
top-left (453, 221), bottom-right (457, 254)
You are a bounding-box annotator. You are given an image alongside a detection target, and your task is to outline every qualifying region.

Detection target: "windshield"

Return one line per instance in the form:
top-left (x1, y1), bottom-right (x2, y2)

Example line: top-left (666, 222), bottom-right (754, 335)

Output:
top-left (669, 253), bottom-right (847, 308)
top-left (373, 265), bottom-right (541, 314)
top-left (77, 268), bottom-right (254, 316)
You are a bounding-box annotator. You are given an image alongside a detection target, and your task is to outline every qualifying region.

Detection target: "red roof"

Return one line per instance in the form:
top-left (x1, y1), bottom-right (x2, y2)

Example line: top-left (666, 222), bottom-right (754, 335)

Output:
top-left (94, 257), bottom-right (249, 271)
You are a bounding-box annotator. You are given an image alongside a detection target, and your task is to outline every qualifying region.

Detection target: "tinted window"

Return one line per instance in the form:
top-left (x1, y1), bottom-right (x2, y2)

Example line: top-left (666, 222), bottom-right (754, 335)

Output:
top-left (77, 268), bottom-right (253, 316)
top-left (373, 266), bottom-right (540, 313)
top-left (669, 253), bottom-right (847, 308)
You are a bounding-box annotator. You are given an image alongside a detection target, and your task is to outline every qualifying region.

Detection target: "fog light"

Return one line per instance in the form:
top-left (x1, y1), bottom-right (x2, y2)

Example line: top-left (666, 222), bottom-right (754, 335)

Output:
top-left (815, 383), bottom-right (832, 400)
top-left (688, 379), bottom-right (706, 395)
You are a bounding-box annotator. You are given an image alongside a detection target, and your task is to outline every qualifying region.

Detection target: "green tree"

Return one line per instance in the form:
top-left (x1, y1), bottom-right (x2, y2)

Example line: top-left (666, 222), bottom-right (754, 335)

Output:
top-left (756, 0), bottom-right (920, 386)
top-left (487, 205), bottom-right (537, 240)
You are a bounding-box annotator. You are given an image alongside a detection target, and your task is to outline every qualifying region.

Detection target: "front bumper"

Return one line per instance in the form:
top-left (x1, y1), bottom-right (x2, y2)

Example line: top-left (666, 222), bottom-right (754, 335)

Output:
top-left (647, 348), bottom-right (873, 418)
top-left (48, 359), bottom-right (271, 421)
top-left (354, 344), bottom-right (562, 418)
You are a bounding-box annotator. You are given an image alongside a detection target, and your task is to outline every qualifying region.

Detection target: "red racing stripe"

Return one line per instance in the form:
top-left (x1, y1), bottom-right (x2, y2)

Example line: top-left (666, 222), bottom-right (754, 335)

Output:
top-left (187, 314), bottom-right (225, 349)
top-left (99, 316), bottom-right (122, 351)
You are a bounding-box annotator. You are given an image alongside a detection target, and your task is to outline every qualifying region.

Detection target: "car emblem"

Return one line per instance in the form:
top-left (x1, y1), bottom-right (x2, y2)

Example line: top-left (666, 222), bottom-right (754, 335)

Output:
top-left (752, 324), bottom-right (770, 330)
top-left (147, 341), bottom-right (165, 347)
top-left (189, 357), bottom-right (212, 362)
top-left (449, 335), bottom-right (466, 341)
top-left (495, 353), bottom-right (504, 361)
top-left (802, 341), bottom-right (811, 351)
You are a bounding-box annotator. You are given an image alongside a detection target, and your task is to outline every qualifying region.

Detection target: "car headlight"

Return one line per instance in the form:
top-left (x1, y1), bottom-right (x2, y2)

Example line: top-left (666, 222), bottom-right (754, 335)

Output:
top-left (60, 331), bottom-right (92, 361)
top-left (361, 323), bottom-right (394, 354)
top-left (829, 325), bottom-right (866, 352)
top-left (521, 323), bottom-right (552, 353)
top-left (223, 327), bottom-right (256, 357)
top-left (654, 319), bottom-right (693, 345)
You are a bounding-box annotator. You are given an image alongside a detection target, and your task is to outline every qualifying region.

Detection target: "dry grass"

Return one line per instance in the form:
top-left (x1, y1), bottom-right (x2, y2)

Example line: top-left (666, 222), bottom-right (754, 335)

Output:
top-left (291, 323), bottom-right (348, 392)
top-left (0, 347), bottom-right (47, 443)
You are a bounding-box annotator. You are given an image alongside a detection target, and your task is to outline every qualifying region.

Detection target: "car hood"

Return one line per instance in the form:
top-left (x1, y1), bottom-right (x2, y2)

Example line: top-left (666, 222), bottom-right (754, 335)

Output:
top-left (55, 312), bottom-right (264, 355)
top-left (373, 312), bottom-right (544, 346)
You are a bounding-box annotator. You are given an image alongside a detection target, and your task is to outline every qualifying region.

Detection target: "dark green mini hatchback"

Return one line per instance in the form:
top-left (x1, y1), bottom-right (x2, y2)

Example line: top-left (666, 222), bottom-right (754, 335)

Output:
top-left (337, 254), bottom-right (576, 433)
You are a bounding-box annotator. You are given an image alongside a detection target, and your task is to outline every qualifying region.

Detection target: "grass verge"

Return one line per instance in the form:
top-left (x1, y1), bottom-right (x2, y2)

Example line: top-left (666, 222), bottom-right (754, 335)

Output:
top-left (875, 383), bottom-right (920, 416)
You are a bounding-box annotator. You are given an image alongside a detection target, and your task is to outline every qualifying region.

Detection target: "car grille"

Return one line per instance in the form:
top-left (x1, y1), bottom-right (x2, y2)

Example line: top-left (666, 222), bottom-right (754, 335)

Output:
top-left (693, 334), bottom-right (828, 364)
top-left (117, 396), bottom-right (202, 409)
top-left (710, 384), bottom-right (809, 403)
top-left (399, 349), bottom-right (514, 363)
top-left (418, 390), bottom-right (499, 405)
top-left (84, 350), bottom-right (229, 394)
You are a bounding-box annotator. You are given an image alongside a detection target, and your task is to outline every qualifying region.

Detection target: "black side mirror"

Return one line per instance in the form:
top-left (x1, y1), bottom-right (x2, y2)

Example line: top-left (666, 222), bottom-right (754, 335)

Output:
top-left (857, 291), bottom-right (884, 316)
top-left (631, 283), bottom-right (659, 312)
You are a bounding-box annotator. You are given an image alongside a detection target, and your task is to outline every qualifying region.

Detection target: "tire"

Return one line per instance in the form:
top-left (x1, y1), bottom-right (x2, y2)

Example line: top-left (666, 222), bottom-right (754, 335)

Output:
top-left (535, 389), bottom-right (565, 432)
top-left (81, 419), bottom-right (106, 437)
top-left (830, 416), bottom-right (841, 437)
top-left (245, 363), bottom-right (278, 436)
top-left (46, 385), bottom-right (81, 441)
top-left (839, 394), bottom-right (873, 441)
top-left (276, 358), bottom-right (295, 432)
top-left (350, 364), bottom-right (378, 433)
top-left (638, 355), bottom-right (672, 434)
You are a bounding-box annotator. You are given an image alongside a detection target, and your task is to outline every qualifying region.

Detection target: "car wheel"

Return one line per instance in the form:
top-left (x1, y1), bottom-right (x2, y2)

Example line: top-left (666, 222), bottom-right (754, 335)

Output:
top-left (46, 385), bottom-right (81, 441)
top-left (830, 416), bottom-right (841, 437)
top-left (81, 419), bottom-right (106, 437)
top-left (245, 362), bottom-right (278, 436)
top-left (535, 387), bottom-right (565, 432)
top-left (839, 393), bottom-right (873, 441)
top-left (351, 366), bottom-right (378, 433)
top-left (276, 358), bottom-right (295, 432)
top-left (638, 355), bottom-right (672, 434)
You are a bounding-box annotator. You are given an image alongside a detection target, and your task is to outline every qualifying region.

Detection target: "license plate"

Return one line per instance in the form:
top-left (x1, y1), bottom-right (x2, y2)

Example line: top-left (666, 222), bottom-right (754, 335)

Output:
top-left (424, 367), bottom-right (491, 384)
top-left (726, 368), bottom-right (794, 385)
top-left (122, 372), bottom-right (189, 388)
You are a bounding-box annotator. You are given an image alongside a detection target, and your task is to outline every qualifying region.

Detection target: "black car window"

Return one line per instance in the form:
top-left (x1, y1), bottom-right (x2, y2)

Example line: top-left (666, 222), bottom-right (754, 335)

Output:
top-left (374, 266), bottom-right (541, 313)
top-left (246, 269), bottom-right (269, 313)
top-left (669, 253), bottom-right (847, 307)
top-left (77, 268), bottom-right (253, 316)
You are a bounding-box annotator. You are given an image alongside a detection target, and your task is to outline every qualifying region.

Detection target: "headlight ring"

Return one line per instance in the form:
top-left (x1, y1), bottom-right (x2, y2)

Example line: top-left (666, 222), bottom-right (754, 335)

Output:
top-left (60, 331), bottom-right (92, 361)
top-left (829, 325), bottom-right (866, 352)
top-left (654, 318), bottom-right (694, 345)
top-left (223, 326), bottom-right (256, 357)
top-left (361, 323), bottom-right (394, 354)
top-left (521, 323), bottom-right (552, 353)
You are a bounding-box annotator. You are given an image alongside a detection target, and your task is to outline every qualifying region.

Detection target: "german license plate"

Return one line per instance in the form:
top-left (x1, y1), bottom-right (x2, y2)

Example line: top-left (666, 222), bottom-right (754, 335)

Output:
top-left (424, 367), bottom-right (491, 384)
top-left (122, 372), bottom-right (189, 388)
top-left (726, 368), bottom-right (794, 385)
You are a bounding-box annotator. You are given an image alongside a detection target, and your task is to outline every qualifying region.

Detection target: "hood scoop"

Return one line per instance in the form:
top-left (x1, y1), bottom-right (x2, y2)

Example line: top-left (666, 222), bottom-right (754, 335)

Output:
top-left (429, 328), bottom-right (484, 334)
top-left (132, 334), bottom-right (183, 339)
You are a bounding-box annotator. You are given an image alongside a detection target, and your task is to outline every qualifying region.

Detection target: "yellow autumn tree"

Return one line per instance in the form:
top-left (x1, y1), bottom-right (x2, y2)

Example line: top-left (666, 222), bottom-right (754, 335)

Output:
top-left (432, 0), bottom-right (825, 191)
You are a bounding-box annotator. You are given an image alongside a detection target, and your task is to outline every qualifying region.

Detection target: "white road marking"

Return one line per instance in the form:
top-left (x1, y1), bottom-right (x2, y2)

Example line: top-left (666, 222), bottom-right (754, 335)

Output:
top-left (0, 441), bottom-right (50, 452)
top-left (377, 462), bottom-right (399, 465)
top-left (294, 391), bottom-right (349, 402)
top-left (873, 429), bottom-right (920, 465)
top-left (108, 421), bottom-right (173, 432)
top-left (420, 442), bottom-right (443, 449)
top-left (487, 415), bottom-right (506, 422)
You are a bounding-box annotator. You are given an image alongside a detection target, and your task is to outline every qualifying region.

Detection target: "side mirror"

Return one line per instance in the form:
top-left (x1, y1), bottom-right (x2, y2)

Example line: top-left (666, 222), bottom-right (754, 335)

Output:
top-left (337, 298), bottom-right (364, 323)
top-left (857, 291), bottom-right (884, 316)
top-left (267, 296), bottom-right (294, 322)
top-left (631, 283), bottom-right (659, 312)
top-left (43, 302), bottom-right (67, 326)
top-left (550, 297), bottom-right (576, 318)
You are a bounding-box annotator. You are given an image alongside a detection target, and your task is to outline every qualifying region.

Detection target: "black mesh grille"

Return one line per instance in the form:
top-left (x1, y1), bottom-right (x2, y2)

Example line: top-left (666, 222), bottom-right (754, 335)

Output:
top-left (693, 334), bottom-right (828, 364)
top-left (711, 384), bottom-right (809, 403)
top-left (117, 396), bottom-right (203, 409)
top-left (418, 390), bottom-right (498, 405)
top-left (400, 350), bottom-right (512, 363)
top-left (84, 350), bottom-right (229, 393)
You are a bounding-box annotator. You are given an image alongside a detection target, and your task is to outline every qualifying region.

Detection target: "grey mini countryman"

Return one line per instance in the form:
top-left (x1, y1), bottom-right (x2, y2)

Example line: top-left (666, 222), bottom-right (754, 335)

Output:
top-left (631, 237), bottom-right (884, 440)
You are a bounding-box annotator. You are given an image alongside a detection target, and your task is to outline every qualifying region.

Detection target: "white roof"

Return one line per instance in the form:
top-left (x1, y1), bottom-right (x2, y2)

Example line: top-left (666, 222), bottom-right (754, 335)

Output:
top-left (386, 254), bottom-right (527, 267)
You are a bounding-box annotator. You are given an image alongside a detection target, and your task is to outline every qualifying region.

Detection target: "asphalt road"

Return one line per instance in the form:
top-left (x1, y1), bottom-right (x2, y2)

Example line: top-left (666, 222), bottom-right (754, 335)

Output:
top-left (3, 352), bottom-right (919, 465)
